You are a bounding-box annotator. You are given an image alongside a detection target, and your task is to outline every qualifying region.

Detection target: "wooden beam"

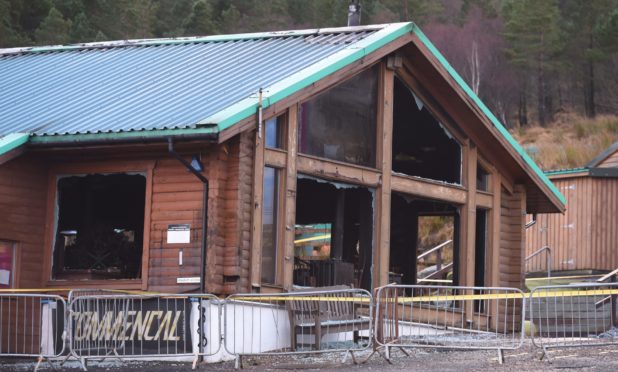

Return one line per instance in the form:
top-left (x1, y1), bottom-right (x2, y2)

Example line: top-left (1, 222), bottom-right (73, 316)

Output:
top-left (476, 191), bottom-right (493, 209)
top-left (391, 174), bottom-right (466, 205)
top-left (296, 155), bottom-right (381, 187)
top-left (250, 126), bottom-right (265, 288)
top-left (264, 148), bottom-right (286, 168)
top-left (374, 63), bottom-right (394, 288)
top-left (282, 105), bottom-right (299, 290)
top-left (490, 173), bottom-right (502, 288)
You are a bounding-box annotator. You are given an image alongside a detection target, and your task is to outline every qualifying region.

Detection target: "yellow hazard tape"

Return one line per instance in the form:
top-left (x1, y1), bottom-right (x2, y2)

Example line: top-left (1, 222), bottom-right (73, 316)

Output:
top-left (231, 288), bottom-right (618, 303)
top-left (2, 288), bottom-right (618, 303)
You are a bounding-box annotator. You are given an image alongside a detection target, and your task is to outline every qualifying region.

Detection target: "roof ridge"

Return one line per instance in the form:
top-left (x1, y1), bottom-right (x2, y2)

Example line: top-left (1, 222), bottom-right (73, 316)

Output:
top-left (0, 23), bottom-right (400, 56)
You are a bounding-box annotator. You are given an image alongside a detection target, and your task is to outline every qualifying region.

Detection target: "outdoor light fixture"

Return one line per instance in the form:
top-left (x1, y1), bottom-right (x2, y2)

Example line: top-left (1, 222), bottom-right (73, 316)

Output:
top-left (190, 155), bottom-right (203, 172)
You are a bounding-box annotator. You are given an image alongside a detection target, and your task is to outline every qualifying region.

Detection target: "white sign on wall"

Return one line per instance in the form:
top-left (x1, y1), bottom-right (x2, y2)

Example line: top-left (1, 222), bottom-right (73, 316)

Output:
top-left (167, 224), bottom-right (191, 244)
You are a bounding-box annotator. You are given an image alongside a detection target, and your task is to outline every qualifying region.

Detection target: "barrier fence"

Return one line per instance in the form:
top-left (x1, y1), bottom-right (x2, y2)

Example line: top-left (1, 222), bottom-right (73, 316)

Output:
top-left (67, 290), bottom-right (222, 370)
top-left (528, 282), bottom-right (618, 360)
top-left (0, 293), bottom-right (66, 370)
top-left (223, 287), bottom-right (372, 367)
top-left (3, 283), bottom-right (618, 369)
top-left (374, 285), bottom-right (525, 363)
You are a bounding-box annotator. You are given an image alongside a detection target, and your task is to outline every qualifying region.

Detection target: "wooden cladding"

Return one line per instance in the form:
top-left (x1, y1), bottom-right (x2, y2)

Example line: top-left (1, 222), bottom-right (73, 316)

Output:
top-left (526, 176), bottom-right (618, 273)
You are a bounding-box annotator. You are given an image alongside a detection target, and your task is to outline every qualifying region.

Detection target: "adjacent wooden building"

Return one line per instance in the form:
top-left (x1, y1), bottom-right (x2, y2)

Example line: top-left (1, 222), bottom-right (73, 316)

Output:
top-left (0, 23), bottom-right (565, 300)
top-left (526, 142), bottom-right (618, 274)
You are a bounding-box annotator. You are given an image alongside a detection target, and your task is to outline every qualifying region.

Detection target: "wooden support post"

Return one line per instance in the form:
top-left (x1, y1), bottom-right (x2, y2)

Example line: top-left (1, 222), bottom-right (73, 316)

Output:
top-left (374, 63), bottom-right (394, 288)
top-left (283, 105), bottom-right (298, 290)
top-left (250, 127), bottom-right (265, 288)
top-left (461, 144), bottom-right (477, 321)
top-left (488, 172), bottom-right (501, 330)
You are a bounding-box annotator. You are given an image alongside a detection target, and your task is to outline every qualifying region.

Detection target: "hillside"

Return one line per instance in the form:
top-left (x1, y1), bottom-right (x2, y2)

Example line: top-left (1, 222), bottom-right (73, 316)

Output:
top-left (511, 114), bottom-right (618, 171)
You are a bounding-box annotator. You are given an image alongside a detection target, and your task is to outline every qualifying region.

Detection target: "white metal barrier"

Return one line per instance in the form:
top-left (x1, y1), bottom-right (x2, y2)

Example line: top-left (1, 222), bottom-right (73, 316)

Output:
top-left (66, 291), bottom-right (222, 370)
top-left (223, 288), bottom-right (373, 368)
top-left (529, 282), bottom-right (618, 360)
top-left (0, 293), bottom-right (66, 370)
top-left (374, 285), bottom-right (525, 363)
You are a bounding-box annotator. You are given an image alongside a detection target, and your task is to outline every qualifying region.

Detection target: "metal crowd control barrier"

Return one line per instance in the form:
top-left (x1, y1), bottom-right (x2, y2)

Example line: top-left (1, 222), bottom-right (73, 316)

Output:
top-left (374, 285), bottom-right (525, 363)
top-left (529, 282), bottom-right (618, 361)
top-left (0, 292), bottom-right (66, 371)
top-left (66, 290), bottom-right (222, 370)
top-left (223, 288), bottom-right (373, 368)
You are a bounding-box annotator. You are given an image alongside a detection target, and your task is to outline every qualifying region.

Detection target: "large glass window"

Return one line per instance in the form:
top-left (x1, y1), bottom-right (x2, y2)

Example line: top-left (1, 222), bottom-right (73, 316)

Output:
top-left (298, 66), bottom-right (379, 167)
top-left (261, 167), bottom-right (279, 284)
top-left (52, 173), bottom-right (145, 280)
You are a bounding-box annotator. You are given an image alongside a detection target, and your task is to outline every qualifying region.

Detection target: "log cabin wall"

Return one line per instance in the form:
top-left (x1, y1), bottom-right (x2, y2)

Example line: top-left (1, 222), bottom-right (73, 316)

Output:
top-left (0, 138), bottom-right (252, 295)
top-left (526, 175), bottom-right (618, 273)
top-left (499, 185), bottom-right (526, 289)
top-left (0, 154), bottom-right (48, 288)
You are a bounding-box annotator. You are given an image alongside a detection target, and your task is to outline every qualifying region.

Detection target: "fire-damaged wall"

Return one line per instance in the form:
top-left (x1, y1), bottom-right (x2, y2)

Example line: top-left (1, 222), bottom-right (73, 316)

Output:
top-left (0, 134), bottom-right (254, 295)
top-left (0, 154), bottom-right (48, 288)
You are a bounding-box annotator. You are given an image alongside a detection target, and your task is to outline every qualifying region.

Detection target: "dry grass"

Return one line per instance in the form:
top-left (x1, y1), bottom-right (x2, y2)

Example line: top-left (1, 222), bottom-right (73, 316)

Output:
top-left (511, 113), bottom-right (618, 170)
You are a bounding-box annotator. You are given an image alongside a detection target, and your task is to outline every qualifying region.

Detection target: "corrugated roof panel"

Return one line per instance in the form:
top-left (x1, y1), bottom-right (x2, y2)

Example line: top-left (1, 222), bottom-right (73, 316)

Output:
top-left (0, 29), bottom-right (376, 137)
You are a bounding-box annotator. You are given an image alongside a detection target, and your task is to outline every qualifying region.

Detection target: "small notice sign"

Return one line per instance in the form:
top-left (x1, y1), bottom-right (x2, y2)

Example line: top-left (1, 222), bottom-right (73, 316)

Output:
top-left (167, 224), bottom-right (191, 244)
top-left (177, 277), bottom-right (201, 284)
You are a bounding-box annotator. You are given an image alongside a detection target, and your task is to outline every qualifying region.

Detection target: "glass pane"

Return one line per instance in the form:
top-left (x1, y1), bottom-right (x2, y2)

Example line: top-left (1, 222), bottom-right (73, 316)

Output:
top-left (265, 116), bottom-right (284, 149)
top-left (298, 65), bottom-right (378, 167)
top-left (261, 167), bottom-right (279, 284)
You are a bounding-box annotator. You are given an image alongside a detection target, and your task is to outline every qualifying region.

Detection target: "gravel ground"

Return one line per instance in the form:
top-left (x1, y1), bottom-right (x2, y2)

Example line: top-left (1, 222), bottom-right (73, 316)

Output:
top-left (3, 342), bottom-right (618, 371)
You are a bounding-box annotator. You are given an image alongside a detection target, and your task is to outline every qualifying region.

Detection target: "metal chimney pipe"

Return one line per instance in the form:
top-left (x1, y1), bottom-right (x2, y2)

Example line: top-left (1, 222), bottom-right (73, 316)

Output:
top-left (347, 1), bottom-right (361, 26)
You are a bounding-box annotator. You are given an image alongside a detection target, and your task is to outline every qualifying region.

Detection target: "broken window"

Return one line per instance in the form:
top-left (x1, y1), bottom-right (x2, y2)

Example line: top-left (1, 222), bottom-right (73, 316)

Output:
top-left (392, 77), bottom-right (462, 183)
top-left (476, 162), bottom-right (489, 191)
top-left (298, 66), bottom-right (378, 167)
top-left (389, 193), bottom-right (458, 286)
top-left (265, 115), bottom-right (285, 149)
top-left (293, 177), bottom-right (373, 290)
top-left (261, 167), bottom-right (280, 284)
top-left (52, 173), bottom-right (145, 280)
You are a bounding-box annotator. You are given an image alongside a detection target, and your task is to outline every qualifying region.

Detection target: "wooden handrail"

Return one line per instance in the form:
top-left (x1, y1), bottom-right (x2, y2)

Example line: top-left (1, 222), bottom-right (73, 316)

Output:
top-left (417, 240), bottom-right (453, 260)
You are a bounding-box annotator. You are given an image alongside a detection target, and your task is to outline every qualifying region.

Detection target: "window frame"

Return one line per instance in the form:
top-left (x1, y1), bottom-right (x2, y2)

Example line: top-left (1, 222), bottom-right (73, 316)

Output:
top-left (260, 166), bottom-right (285, 285)
top-left (43, 161), bottom-right (154, 289)
top-left (0, 240), bottom-right (19, 289)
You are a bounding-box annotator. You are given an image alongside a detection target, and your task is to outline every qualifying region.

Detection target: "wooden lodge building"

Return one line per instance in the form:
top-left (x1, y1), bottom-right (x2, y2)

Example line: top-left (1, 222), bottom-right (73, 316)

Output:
top-left (526, 142), bottom-right (618, 275)
top-left (0, 23), bottom-right (565, 296)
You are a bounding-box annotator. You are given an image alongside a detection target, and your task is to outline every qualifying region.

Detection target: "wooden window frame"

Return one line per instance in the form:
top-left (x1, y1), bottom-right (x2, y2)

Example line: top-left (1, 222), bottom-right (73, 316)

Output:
top-left (42, 161), bottom-right (154, 289)
top-left (260, 165), bottom-right (286, 286)
top-left (0, 240), bottom-right (20, 289)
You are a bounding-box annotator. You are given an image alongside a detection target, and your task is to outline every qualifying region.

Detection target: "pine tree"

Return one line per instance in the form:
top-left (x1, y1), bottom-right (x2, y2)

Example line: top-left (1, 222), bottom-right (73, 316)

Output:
top-left (70, 12), bottom-right (96, 42)
top-left (503, 0), bottom-right (562, 126)
top-left (183, 0), bottom-right (218, 36)
top-left (34, 7), bottom-right (72, 45)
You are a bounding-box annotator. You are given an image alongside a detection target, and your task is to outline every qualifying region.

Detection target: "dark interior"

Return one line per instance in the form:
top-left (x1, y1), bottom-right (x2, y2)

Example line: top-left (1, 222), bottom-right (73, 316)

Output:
top-left (392, 77), bottom-right (462, 183)
top-left (53, 173), bottom-right (145, 280)
top-left (389, 193), bottom-right (459, 286)
top-left (294, 178), bottom-right (373, 290)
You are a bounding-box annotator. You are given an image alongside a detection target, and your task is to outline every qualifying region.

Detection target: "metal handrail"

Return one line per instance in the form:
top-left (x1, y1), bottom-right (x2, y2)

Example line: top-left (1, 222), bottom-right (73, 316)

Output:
top-left (525, 245), bottom-right (552, 279)
top-left (597, 267), bottom-right (618, 283)
top-left (417, 239), bottom-right (453, 260)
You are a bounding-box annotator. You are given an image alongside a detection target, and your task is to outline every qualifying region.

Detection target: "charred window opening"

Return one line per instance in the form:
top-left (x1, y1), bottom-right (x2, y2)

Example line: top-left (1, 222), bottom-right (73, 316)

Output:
top-left (293, 177), bottom-right (373, 290)
top-left (474, 209), bottom-right (488, 312)
top-left (392, 77), bottom-right (461, 183)
top-left (298, 65), bottom-right (378, 168)
top-left (389, 193), bottom-right (458, 287)
top-left (52, 173), bottom-right (145, 280)
top-left (477, 163), bottom-right (490, 191)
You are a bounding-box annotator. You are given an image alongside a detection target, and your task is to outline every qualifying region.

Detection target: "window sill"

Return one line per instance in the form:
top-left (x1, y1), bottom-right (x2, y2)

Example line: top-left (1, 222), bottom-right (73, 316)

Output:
top-left (46, 279), bottom-right (143, 290)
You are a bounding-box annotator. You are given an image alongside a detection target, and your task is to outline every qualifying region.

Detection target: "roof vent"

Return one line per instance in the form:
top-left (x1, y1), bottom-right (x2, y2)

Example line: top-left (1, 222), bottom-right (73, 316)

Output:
top-left (347, 1), bottom-right (361, 27)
